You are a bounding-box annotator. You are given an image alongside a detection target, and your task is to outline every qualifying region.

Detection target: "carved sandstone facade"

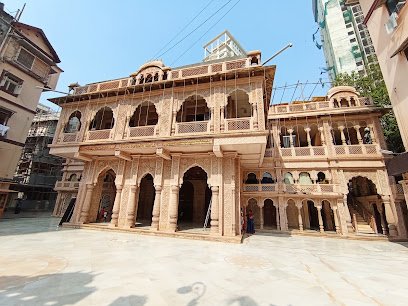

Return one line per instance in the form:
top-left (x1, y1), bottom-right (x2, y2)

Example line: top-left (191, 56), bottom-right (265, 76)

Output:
top-left (49, 52), bottom-right (408, 240)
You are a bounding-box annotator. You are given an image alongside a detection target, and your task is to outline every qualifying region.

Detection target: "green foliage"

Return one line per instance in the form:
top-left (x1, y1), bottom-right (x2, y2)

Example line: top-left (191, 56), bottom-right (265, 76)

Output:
top-left (334, 65), bottom-right (404, 153)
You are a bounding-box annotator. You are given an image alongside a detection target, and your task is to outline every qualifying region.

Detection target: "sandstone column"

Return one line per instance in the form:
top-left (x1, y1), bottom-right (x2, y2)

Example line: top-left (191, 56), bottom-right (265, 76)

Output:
top-left (125, 185), bottom-right (138, 228)
top-left (377, 202), bottom-right (387, 235)
top-left (110, 185), bottom-right (123, 227)
top-left (295, 201), bottom-right (304, 231)
top-left (210, 186), bottom-right (219, 233)
top-left (316, 204), bottom-right (324, 233)
top-left (305, 127), bottom-right (312, 147)
top-left (331, 205), bottom-right (341, 234)
top-left (383, 196), bottom-right (398, 237)
top-left (151, 185), bottom-right (162, 230)
top-left (79, 184), bottom-right (94, 223)
top-left (169, 185), bottom-right (179, 231)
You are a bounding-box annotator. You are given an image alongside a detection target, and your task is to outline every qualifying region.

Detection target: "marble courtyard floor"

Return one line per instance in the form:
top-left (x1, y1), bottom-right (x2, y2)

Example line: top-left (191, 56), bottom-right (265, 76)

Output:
top-left (1, 217), bottom-right (408, 306)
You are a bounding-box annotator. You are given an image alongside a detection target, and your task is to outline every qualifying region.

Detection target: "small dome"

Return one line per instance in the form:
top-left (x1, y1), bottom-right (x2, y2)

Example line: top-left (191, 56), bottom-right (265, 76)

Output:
top-left (327, 86), bottom-right (359, 99)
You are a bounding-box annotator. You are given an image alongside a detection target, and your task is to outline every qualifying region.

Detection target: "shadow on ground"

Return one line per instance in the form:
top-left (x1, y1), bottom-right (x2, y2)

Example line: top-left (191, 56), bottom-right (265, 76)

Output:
top-left (0, 215), bottom-right (66, 236)
top-left (0, 271), bottom-right (96, 305)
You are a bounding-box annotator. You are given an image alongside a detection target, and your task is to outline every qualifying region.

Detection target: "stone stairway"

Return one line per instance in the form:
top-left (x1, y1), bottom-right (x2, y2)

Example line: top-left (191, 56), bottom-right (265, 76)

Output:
top-left (348, 206), bottom-right (376, 235)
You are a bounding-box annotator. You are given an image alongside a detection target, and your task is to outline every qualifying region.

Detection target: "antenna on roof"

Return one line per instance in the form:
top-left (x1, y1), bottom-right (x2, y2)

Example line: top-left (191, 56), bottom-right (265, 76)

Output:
top-left (16, 3), bottom-right (26, 21)
top-left (262, 43), bottom-right (293, 66)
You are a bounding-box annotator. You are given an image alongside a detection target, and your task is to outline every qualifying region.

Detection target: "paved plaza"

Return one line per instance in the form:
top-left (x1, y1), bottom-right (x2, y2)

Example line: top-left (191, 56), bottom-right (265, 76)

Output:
top-left (1, 217), bottom-right (408, 306)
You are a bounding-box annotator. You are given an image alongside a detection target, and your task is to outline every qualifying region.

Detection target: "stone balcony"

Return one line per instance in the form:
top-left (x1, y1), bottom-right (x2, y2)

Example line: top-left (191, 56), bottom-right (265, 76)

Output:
top-left (54, 181), bottom-right (80, 191)
top-left (242, 183), bottom-right (340, 195)
top-left (390, 183), bottom-right (405, 201)
top-left (269, 97), bottom-right (372, 114)
top-left (55, 117), bottom-right (257, 145)
top-left (264, 143), bottom-right (381, 158)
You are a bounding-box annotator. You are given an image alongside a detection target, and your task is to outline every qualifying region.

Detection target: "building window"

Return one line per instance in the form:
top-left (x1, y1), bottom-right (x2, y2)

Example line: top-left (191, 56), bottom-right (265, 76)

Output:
top-left (16, 48), bottom-right (35, 70)
top-left (386, 0), bottom-right (406, 14)
top-left (356, 61), bottom-right (363, 66)
top-left (0, 71), bottom-right (23, 96)
top-left (350, 38), bottom-right (356, 43)
top-left (346, 23), bottom-right (352, 28)
top-left (282, 135), bottom-right (296, 148)
top-left (0, 107), bottom-right (13, 137)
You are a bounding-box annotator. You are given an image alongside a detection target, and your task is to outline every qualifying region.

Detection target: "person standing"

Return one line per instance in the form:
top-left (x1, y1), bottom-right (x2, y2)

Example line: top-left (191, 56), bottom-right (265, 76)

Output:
top-left (246, 209), bottom-right (255, 234)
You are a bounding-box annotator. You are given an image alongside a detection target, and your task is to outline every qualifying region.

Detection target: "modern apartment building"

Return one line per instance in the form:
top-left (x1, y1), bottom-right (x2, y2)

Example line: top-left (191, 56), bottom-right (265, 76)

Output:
top-left (312, 0), bottom-right (378, 80)
top-left (0, 3), bottom-right (62, 217)
top-left (349, 0), bottom-right (408, 214)
top-left (12, 104), bottom-right (63, 212)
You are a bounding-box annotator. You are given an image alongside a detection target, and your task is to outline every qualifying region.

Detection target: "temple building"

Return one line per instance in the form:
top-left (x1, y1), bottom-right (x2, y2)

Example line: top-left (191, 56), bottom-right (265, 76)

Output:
top-left (49, 32), bottom-right (408, 241)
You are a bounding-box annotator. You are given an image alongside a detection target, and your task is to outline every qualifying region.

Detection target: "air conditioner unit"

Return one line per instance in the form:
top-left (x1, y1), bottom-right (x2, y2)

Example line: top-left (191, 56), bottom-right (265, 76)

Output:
top-left (385, 12), bottom-right (398, 34)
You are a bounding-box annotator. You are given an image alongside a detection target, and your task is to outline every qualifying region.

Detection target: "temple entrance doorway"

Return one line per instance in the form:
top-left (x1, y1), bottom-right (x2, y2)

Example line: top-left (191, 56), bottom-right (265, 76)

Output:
top-left (178, 166), bottom-right (211, 230)
top-left (136, 174), bottom-right (155, 227)
top-left (89, 169), bottom-right (116, 223)
top-left (347, 176), bottom-right (385, 235)
top-left (263, 199), bottom-right (277, 229)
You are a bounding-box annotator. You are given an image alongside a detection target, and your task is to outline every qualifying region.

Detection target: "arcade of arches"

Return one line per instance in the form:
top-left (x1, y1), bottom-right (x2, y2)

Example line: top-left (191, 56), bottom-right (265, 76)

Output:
top-left (71, 155), bottom-right (405, 240)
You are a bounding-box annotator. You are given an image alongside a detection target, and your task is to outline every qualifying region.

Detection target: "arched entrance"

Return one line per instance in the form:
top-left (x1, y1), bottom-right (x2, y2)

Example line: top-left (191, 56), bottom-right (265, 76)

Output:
top-left (89, 169), bottom-right (116, 223)
top-left (136, 174), bottom-right (155, 227)
top-left (263, 199), bottom-right (277, 229)
top-left (247, 198), bottom-right (259, 231)
top-left (178, 166), bottom-right (211, 230)
top-left (347, 176), bottom-right (385, 235)
top-left (307, 200), bottom-right (319, 230)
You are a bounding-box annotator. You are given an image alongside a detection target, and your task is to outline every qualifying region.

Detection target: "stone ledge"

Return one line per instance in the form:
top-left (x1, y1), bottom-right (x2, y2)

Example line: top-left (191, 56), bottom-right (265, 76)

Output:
top-left (62, 223), bottom-right (242, 244)
top-left (251, 229), bottom-right (392, 242)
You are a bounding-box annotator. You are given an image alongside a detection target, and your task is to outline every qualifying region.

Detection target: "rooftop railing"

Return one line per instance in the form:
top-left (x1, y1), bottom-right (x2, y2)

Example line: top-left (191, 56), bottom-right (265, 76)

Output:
top-left (269, 97), bottom-right (373, 114)
top-left (72, 58), bottom-right (250, 95)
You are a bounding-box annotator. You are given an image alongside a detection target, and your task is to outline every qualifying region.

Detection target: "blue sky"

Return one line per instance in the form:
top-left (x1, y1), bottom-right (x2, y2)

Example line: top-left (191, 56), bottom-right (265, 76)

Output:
top-left (8, 0), bottom-right (328, 110)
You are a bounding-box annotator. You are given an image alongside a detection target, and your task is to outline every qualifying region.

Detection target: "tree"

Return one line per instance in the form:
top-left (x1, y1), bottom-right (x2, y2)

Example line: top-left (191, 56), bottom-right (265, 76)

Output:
top-left (333, 64), bottom-right (404, 153)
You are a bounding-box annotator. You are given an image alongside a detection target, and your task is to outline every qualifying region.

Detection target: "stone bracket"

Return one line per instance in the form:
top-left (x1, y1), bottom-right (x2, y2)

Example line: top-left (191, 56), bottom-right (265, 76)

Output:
top-left (213, 145), bottom-right (223, 158)
top-left (74, 152), bottom-right (92, 162)
top-left (156, 148), bottom-right (171, 160)
top-left (115, 150), bottom-right (132, 161)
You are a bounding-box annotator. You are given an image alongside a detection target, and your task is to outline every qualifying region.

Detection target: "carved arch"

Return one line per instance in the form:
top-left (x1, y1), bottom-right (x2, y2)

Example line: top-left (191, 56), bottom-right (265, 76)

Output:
top-left (179, 163), bottom-right (212, 187)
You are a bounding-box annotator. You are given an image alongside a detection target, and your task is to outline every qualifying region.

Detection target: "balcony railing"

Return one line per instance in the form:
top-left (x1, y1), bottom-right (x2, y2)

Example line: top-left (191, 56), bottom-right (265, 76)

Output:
top-left (127, 125), bottom-right (156, 138)
top-left (72, 58), bottom-right (251, 95)
top-left (270, 98), bottom-right (373, 114)
top-left (60, 132), bottom-right (79, 143)
top-left (176, 121), bottom-right (209, 134)
top-left (391, 183), bottom-right (405, 199)
top-left (243, 184), bottom-right (278, 192)
top-left (279, 146), bottom-right (326, 157)
top-left (264, 144), bottom-right (380, 158)
top-left (283, 184), bottom-right (337, 194)
top-left (224, 117), bottom-right (252, 131)
top-left (54, 181), bottom-right (80, 190)
top-left (334, 144), bottom-right (379, 155)
top-left (242, 183), bottom-right (338, 194)
top-left (87, 129), bottom-right (112, 141)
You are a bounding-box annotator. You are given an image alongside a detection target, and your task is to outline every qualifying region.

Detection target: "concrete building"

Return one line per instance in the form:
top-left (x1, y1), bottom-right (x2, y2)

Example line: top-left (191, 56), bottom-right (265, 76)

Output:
top-left (49, 33), bottom-right (408, 241)
top-left (312, 0), bottom-right (378, 80)
top-left (348, 0), bottom-right (408, 222)
top-left (12, 104), bottom-right (63, 212)
top-left (0, 3), bottom-right (62, 217)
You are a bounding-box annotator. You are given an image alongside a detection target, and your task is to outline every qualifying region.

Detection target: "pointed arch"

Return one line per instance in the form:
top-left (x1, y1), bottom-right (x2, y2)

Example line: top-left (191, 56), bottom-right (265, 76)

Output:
top-left (176, 95), bottom-right (210, 122)
top-left (129, 101), bottom-right (158, 127)
top-left (89, 107), bottom-right (114, 130)
top-left (64, 111), bottom-right (82, 133)
top-left (225, 89), bottom-right (251, 119)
